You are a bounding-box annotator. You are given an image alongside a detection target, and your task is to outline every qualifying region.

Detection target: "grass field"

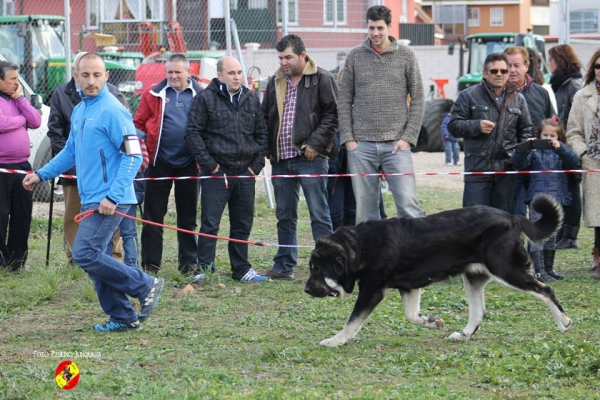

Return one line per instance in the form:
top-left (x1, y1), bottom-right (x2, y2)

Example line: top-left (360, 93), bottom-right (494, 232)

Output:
top-left (1, 187), bottom-right (599, 399)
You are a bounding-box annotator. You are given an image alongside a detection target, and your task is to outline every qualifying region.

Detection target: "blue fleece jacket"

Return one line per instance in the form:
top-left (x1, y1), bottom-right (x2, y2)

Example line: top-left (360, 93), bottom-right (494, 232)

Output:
top-left (38, 85), bottom-right (142, 205)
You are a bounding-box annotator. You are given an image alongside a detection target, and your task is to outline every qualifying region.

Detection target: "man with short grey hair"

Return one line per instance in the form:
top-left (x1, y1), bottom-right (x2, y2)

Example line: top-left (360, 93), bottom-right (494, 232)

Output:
top-left (338, 5), bottom-right (425, 224)
top-left (0, 61), bottom-right (42, 270)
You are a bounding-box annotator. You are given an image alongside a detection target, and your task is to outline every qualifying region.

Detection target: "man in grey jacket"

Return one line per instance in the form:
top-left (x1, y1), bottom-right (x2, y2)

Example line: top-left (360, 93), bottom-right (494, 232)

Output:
top-left (338, 5), bottom-right (425, 223)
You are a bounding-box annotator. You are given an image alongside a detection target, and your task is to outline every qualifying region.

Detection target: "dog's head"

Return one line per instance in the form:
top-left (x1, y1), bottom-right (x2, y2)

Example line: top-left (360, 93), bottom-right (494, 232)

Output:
top-left (304, 228), bottom-right (358, 299)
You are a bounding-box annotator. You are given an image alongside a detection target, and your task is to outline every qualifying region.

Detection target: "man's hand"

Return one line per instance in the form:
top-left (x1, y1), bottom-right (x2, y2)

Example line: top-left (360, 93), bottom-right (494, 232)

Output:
top-left (345, 141), bottom-right (358, 151)
top-left (98, 198), bottom-right (117, 215)
top-left (212, 164), bottom-right (220, 174)
top-left (479, 120), bottom-right (496, 135)
top-left (22, 173), bottom-right (40, 191)
top-left (392, 139), bottom-right (410, 154)
top-left (303, 145), bottom-right (317, 160)
top-left (10, 81), bottom-right (22, 100)
top-left (248, 167), bottom-right (256, 176)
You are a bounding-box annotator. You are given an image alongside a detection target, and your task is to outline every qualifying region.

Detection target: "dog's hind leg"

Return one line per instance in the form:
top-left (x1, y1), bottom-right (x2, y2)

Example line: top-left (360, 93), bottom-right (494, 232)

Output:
top-left (448, 270), bottom-right (491, 341)
top-left (320, 289), bottom-right (385, 347)
top-left (493, 267), bottom-right (572, 333)
top-left (400, 289), bottom-right (444, 329)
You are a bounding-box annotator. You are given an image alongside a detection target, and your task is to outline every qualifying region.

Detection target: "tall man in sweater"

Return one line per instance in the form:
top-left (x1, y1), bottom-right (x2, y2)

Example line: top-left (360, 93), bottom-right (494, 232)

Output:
top-left (338, 5), bottom-right (425, 223)
top-left (262, 35), bottom-right (337, 280)
top-left (0, 61), bottom-right (41, 270)
top-left (134, 54), bottom-right (202, 274)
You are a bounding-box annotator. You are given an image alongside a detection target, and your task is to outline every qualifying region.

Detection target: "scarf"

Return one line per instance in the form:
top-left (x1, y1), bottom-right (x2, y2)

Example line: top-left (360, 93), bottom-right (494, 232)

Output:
top-left (550, 71), bottom-right (583, 93)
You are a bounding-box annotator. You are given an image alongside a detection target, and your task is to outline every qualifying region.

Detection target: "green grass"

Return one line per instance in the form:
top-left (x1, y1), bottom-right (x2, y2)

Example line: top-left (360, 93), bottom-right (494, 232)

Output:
top-left (1, 188), bottom-right (600, 399)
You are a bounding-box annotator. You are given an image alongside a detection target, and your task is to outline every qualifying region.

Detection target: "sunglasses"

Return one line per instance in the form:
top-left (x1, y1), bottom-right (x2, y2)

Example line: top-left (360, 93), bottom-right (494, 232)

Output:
top-left (594, 63), bottom-right (600, 70)
top-left (488, 69), bottom-right (509, 75)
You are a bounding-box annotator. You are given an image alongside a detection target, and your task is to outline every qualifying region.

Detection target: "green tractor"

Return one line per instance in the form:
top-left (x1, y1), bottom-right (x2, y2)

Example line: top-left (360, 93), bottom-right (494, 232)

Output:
top-left (456, 32), bottom-right (549, 92)
top-left (0, 15), bottom-right (137, 104)
top-left (416, 32), bottom-right (550, 152)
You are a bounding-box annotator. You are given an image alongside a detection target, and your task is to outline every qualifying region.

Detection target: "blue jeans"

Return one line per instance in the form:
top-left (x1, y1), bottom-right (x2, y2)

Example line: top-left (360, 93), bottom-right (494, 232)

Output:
top-left (271, 156), bottom-right (333, 274)
top-left (347, 141), bottom-right (423, 224)
top-left (72, 203), bottom-right (155, 324)
top-left (119, 205), bottom-right (139, 268)
top-left (197, 171), bottom-right (255, 280)
top-left (443, 140), bottom-right (460, 165)
top-left (463, 175), bottom-right (516, 212)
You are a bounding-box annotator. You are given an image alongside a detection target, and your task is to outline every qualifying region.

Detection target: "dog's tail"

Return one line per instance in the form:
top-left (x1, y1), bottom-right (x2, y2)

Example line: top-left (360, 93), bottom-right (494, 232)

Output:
top-left (519, 193), bottom-right (564, 243)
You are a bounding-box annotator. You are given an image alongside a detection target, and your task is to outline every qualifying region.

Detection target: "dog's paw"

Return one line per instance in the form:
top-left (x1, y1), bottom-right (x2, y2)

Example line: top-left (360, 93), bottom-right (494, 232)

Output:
top-left (447, 331), bottom-right (469, 341)
top-left (320, 336), bottom-right (346, 347)
top-left (559, 316), bottom-right (572, 333)
top-left (423, 316), bottom-right (444, 329)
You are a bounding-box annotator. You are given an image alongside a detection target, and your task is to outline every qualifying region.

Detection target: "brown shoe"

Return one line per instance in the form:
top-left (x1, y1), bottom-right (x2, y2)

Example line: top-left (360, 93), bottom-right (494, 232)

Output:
top-left (143, 263), bottom-right (160, 274)
top-left (592, 248), bottom-right (600, 276)
top-left (263, 269), bottom-right (294, 280)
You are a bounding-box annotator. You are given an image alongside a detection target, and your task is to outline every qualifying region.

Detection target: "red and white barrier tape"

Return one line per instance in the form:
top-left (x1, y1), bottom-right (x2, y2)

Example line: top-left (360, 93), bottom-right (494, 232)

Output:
top-left (3, 168), bottom-right (600, 181)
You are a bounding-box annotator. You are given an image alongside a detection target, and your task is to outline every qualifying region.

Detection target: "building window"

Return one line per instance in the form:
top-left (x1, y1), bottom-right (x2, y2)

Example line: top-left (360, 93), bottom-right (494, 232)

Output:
top-left (95, 0), bottom-right (163, 23)
top-left (230, 0), bottom-right (268, 9)
top-left (324, 0), bottom-right (346, 25)
top-left (531, 0), bottom-right (549, 5)
top-left (87, 0), bottom-right (99, 29)
top-left (433, 4), bottom-right (466, 35)
top-left (277, 0), bottom-right (298, 25)
top-left (570, 10), bottom-right (599, 34)
top-left (468, 8), bottom-right (480, 27)
top-left (2, 0), bottom-right (15, 16)
top-left (490, 7), bottom-right (504, 27)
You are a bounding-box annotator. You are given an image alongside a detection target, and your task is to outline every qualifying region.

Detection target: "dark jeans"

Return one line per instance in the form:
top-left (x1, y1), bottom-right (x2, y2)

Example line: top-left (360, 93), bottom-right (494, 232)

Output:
top-left (271, 156), bottom-right (333, 274)
top-left (197, 171), bottom-right (255, 280)
top-left (0, 161), bottom-right (33, 269)
top-left (327, 176), bottom-right (356, 231)
top-left (463, 175), bottom-right (516, 213)
top-left (557, 175), bottom-right (582, 241)
top-left (141, 159), bottom-right (198, 270)
top-left (73, 203), bottom-right (155, 324)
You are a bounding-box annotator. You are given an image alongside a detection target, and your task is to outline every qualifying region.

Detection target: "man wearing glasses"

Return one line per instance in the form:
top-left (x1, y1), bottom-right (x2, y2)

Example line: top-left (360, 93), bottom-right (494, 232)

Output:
top-left (448, 52), bottom-right (532, 212)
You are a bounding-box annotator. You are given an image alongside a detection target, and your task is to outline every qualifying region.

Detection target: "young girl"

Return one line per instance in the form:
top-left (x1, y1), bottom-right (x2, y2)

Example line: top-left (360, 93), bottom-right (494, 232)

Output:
top-left (512, 117), bottom-right (580, 282)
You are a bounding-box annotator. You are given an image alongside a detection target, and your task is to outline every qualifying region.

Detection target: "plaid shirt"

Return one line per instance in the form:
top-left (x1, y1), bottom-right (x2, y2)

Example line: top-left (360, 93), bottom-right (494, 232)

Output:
top-left (278, 78), bottom-right (299, 160)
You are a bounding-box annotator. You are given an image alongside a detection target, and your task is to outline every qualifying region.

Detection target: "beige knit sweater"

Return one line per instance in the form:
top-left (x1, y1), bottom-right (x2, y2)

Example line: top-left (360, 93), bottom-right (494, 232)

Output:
top-left (338, 36), bottom-right (425, 146)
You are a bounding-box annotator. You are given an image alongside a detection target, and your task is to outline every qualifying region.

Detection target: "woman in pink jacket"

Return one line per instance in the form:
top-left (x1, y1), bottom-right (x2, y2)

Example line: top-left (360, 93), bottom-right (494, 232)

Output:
top-left (0, 61), bottom-right (41, 270)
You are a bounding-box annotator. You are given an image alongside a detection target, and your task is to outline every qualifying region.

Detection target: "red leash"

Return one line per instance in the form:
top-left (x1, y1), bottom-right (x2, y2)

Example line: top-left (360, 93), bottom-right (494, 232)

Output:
top-left (74, 209), bottom-right (268, 247)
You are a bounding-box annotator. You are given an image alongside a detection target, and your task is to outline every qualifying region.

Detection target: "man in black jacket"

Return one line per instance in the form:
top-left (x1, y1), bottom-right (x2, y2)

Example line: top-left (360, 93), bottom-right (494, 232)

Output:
top-left (261, 35), bottom-right (337, 280)
top-left (185, 56), bottom-right (268, 282)
top-left (448, 52), bottom-right (532, 212)
top-left (47, 52), bottom-right (123, 265)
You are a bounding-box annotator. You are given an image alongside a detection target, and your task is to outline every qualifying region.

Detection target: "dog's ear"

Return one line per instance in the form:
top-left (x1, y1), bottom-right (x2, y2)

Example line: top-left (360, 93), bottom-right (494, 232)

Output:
top-left (333, 255), bottom-right (345, 276)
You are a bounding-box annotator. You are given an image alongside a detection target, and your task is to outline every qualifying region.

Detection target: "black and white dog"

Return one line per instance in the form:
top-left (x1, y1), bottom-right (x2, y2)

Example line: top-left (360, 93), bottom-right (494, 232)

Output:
top-left (304, 194), bottom-right (572, 347)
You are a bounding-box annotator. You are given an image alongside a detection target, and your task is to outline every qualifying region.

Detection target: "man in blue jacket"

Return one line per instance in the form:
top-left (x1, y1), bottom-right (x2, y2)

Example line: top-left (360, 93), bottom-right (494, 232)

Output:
top-left (23, 53), bottom-right (163, 332)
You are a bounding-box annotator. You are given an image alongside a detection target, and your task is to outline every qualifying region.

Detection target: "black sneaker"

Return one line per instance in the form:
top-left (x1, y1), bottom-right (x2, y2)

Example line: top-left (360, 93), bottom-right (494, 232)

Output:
top-left (139, 278), bottom-right (164, 323)
top-left (93, 320), bottom-right (141, 332)
top-left (263, 269), bottom-right (294, 280)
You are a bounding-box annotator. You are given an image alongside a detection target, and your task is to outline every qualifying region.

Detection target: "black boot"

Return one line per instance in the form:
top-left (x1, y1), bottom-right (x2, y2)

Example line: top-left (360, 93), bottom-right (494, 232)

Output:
top-left (556, 225), bottom-right (579, 249)
top-left (531, 251), bottom-right (554, 282)
top-left (544, 250), bottom-right (565, 280)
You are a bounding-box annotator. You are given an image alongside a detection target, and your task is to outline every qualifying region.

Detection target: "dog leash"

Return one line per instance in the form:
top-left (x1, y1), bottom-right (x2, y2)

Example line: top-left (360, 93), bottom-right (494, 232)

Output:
top-left (74, 209), bottom-right (314, 248)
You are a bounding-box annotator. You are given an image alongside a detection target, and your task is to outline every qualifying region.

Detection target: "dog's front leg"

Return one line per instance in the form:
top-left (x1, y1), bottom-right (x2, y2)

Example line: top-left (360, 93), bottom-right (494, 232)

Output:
top-left (320, 289), bottom-right (384, 347)
top-left (400, 289), bottom-right (445, 330)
